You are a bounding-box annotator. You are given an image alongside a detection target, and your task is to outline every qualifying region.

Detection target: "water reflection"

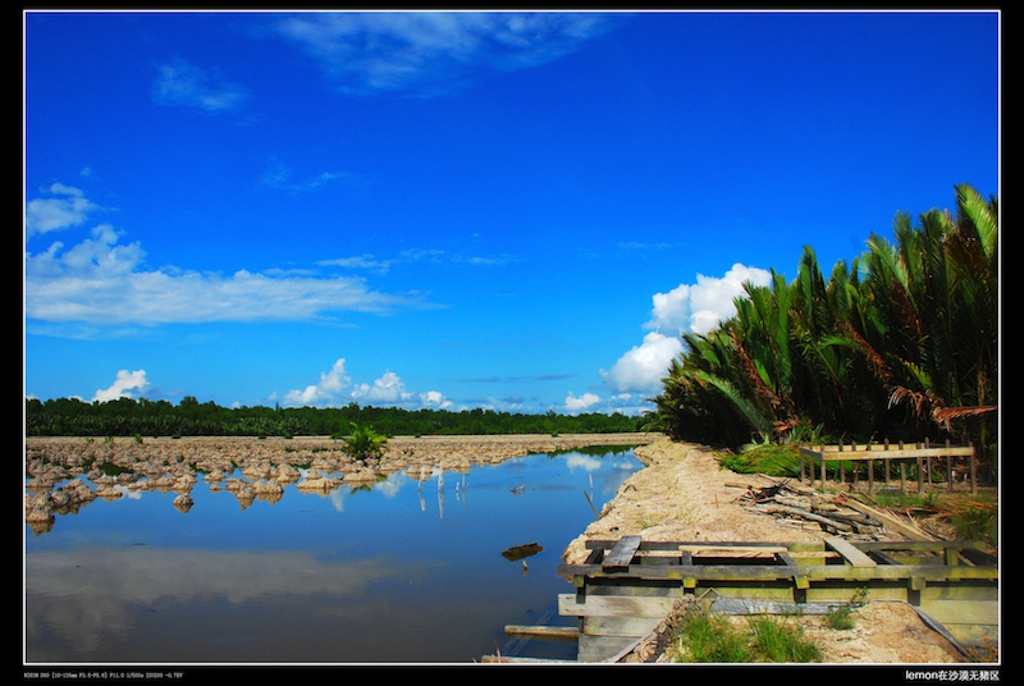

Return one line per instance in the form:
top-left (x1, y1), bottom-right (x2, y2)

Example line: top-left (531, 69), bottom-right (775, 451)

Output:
top-left (26, 546), bottom-right (416, 662)
top-left (25, 448), bottom-right (643, 663)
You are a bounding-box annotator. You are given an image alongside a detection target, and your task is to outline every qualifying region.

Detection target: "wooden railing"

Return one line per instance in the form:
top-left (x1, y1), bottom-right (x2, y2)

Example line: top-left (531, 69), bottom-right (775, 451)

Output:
top-left (798, 439), bottom-right (977, 494)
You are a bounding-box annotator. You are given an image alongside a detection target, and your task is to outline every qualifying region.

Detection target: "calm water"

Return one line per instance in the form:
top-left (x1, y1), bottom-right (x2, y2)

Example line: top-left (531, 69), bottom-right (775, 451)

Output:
top-left (24, 447), bottom-right (642, 665)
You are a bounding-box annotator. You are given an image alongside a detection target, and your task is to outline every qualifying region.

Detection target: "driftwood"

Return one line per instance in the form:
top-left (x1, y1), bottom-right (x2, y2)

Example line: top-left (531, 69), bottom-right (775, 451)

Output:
top-left (502, 542), bottom-right (543, 561)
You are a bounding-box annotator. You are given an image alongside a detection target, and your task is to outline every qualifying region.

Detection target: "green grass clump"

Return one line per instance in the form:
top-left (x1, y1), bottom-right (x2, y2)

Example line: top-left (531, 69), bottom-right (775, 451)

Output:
top-left (749, 616), bottom-right (822, 662)
top-left (825, 605), bottom-right (857, 631)
top-left (825, 587), bottom-right (868, 630)
top-left (675, 611), bottom-right (750, 663)
top-left (673, 608), bottom-right (821, 663)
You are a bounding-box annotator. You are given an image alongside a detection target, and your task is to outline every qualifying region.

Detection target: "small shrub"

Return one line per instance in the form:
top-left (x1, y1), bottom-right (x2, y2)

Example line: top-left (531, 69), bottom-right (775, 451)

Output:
top-left (341, 423), bottom-right (389, 464)
top-left (951, 506), bottom-right (997, 541)
top-left (825, 605), bottom-right (856, 630)
top-left (826, 588), bottom-right (868, 630)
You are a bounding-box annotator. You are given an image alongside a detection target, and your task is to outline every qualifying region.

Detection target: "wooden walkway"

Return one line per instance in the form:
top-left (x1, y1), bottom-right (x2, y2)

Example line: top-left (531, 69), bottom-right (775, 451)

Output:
top-left (484, 535), bottom-right (998, 663)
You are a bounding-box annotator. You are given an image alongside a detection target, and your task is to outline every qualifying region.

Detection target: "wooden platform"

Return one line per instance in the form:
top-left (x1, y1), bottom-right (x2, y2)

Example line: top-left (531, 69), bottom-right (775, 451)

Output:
top-left (493, 536), bottom-right (999, 663)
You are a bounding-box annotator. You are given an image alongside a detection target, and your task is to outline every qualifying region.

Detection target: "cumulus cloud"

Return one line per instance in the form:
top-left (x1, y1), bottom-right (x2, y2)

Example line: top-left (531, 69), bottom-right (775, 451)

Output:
top-left (564, 391), bottom-right (600, 412)
top-left (351, 371), bottom-right (452, 408)
top-left (25, 183), bottom-right (99, 238)
top-left (24, 186), bottom-right (424, 328)
top-left (283, 359), bottom-right (352, 406)
top-left (93, 369), bottom-right (150, 403)
top-left (351, 370), bottom-right (405, 404)
top-left (647, 263), bottom-right (772, 335)
top-left (600, 263), bottom-right (772, 396)
top-left (273, 11), bottom-right (618, 97)
top-left (601, 331), bottom-right (685, 394)
top-left (283, 359), bottom-right (452, 409)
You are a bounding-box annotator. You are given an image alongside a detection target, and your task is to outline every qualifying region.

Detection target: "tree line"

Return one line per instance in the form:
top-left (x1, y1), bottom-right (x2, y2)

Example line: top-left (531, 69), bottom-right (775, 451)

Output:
top-left (24, 395), bottom-right (643, 438)
top-left (653, 184), bottom-right (998, 471)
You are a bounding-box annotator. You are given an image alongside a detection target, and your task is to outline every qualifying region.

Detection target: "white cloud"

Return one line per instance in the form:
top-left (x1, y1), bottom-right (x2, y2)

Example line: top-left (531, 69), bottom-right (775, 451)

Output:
top-left (351, 371), bottom-right (453, 409)
top-left (564, 391), bottom-right (601, 412)
top-left (601, 263), bottom-right (772, 396)
top-left (24, 187), bottom-right (424, 328)
top-left (601, 332), bottom-right (684, 394)
top-left (284, 359), bottom-right (352, 406)
top-left (152, 59), bottom-right (248, 113)
top-left (283, 361), bottom-right (451, 410)
top-left (93, 369), bottom-right (150, 403)
top-left (352, 370), bottom-right (405, 404)
top-left (647, 263), bottom-right (772, 336)
top-left (25, 183), bottom-right (99, 238)
top-left (273, 11), bottom-right (617, 97)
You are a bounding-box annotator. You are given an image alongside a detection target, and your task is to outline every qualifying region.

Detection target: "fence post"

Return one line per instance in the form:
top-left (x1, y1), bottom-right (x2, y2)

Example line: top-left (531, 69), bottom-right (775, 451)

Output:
top-left (883, 438), bottom-right (891, 487)
top-left (817, 442), bottom-right (824, 493)
top-left (868, 442), bottom-right (875, 494)
top-left (921, 446), bottom-right (929, 495)
top-left (970, 442), bottom-right (977, 495)
top-left (925, 437), bottom-right (933, 488)
top-left (945, 439), bottom-right (953, 493)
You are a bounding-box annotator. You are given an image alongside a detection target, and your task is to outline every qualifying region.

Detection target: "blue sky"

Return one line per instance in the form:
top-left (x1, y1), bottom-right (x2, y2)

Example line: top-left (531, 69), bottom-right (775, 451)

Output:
top-left (23, 9), bottom-right (1000, 416)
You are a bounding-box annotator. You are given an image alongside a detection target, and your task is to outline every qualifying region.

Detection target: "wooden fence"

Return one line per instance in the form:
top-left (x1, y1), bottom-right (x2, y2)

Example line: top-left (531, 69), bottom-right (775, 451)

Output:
top-left (798, 439), bottom-right (977, 494)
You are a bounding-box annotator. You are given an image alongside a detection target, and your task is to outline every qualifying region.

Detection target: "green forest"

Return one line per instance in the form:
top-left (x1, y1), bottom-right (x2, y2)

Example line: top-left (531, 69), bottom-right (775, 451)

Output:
top-left (652, 184), bottom-right (998, 472)
top-left (24, 395), bottom-right (642, 439)
top-left (26, 184), bottom-right (998, 477)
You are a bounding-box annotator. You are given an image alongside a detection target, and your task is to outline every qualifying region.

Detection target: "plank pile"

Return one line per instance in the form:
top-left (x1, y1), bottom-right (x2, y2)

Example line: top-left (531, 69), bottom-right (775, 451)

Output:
top-left (738, 479), bottom-right (887, 539)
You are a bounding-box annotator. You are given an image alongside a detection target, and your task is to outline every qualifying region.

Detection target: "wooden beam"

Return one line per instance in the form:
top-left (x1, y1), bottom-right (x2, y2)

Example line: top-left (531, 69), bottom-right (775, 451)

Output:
top-left (558, 593), bottom-right (677, 618)
top-left (678, 544), bottom-right (788, 556)
top-left (480, 655), bottom-right (577, 664)
top-left (602, 535), bottom-right (642, 570)
top-left (801, 445), bottom-right (973, 459)
top-left (825, 536), bottom-right (877, 567)
top-left (843, 498), bottom-right (937, 541)
top-left (504, 625), bottom-right (579, 641)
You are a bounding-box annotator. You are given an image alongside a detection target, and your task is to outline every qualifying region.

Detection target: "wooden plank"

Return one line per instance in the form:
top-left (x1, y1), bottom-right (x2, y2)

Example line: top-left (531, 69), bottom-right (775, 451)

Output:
top-left (602, 535), bottom-right (642, 569)
top-left (802, 444), bottom-right (973, 456)
top-left (582, 615), bottom-right (662, 638)
top-left (805, 447), bottom-right (973, 461)
top-left (480, 655), bottom-right (577, 664)
top-left (504, 625), bottom-right (579, 640)
top-left (577, 635), bottom-right (643, 663)
top-left (826, 536), bottom-right (877, 568)
top-left (843, 498), bottom-right (937, 541)
top-left (678, 544), bottom-right (788, 557)
top-left (559, 562), bottom-right (997, 584)
top-left (583, 539), bottom-right (827, 554)
top-left (558, 593), bottom-right (677, 618)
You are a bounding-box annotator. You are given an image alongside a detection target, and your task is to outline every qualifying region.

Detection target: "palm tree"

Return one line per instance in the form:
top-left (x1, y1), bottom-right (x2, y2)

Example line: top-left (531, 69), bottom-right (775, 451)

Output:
top-left (850, 184), bottom-right (997, 449)
top-left (654, 184), bottom-right (997, 462)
